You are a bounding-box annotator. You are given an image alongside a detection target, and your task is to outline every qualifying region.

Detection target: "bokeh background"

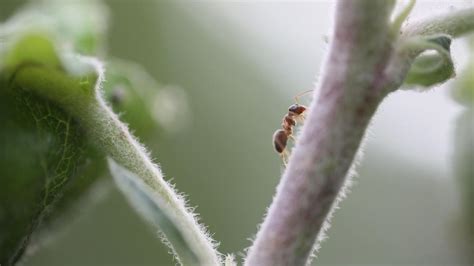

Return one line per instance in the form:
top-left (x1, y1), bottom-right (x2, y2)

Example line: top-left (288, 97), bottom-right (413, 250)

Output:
top-left (1, 0), bottom-right (472, 265)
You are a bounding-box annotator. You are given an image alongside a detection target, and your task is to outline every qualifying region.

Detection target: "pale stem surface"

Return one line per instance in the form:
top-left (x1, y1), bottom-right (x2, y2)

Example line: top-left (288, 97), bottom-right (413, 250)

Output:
top-left (245, 1), bottom-right (395, 265)
top-left (246, 2), bottom-right (474, 266)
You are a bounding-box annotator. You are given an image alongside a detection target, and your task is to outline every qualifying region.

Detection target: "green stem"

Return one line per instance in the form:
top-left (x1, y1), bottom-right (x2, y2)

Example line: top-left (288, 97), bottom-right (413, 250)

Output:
top-left (384, 8), bottom-right (474, 92)
top-left (402, 7), bottom-right (474, 37)
top-left (11, 63), bottom-right (221, 265)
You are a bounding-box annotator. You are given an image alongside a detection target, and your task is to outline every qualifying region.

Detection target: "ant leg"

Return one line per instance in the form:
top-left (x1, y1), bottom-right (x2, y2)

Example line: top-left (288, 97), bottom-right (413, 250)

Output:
top-left (281, 150), bottom-right (290, 166)
top-left (280, 153), bottom-right (287, 166)
top-left (289, 135), bottom-right (296, 142)
top-left (300, 113), bottom-right (307, 123)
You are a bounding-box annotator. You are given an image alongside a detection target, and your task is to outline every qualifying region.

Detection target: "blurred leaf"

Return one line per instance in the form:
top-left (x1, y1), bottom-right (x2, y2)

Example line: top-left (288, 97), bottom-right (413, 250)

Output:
top-left (0, 0), bottom-right (110, 263)
top-left (2, 33), bottom-right (61, 70)
top-left (103, 59), bottom-right (190, 137)
top-left (403, 34), bottom-right (455, 87)
top-left (451, 38), bottom-right (474, 107)
top-left (108, 159), bottom-right (200, 266)
top-left (0, 0), bottom-right (184, 264)
top-left (1, 0), bottom-right (108, 56)
top-left (0, 84), bottom-right (84, 265)
top-left (451, 37), bottom-right (474, 253)
top-left (451, 61), bottom-right (474, 106)
top-left (452, 109), bottom-right (474, 256)
top-left (0, 32), bottom-right (106, 266)
top-left (103, 59), bottom-right (163, 139)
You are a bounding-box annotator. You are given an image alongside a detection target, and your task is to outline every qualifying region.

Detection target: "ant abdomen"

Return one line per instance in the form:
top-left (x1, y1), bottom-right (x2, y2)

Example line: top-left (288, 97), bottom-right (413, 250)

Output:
top-left (273, 129), bottom-right (288, 154)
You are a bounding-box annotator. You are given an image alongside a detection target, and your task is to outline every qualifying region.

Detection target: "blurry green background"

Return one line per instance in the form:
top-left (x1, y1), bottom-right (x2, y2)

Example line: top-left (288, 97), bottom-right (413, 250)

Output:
top-left (1, 0), bottom-right (472, 265)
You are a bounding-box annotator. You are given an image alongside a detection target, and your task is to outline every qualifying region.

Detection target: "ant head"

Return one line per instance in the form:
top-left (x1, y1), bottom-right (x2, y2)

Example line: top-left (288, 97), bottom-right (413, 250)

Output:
top-left (288, 104), bottom-right (306, 115)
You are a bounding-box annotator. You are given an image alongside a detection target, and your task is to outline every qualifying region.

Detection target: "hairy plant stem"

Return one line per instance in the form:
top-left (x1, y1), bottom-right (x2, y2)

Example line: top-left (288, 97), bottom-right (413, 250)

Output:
top-left (245, 2), bottom-right (474, 266)
top-left (402, 7), bottom-right (474, 37)
top-left (245, 1), bottom-right (395, 264)
top-left (11, 64), bottom-right (221, 265)
top-left (385, 7), bottom-right (474, 91)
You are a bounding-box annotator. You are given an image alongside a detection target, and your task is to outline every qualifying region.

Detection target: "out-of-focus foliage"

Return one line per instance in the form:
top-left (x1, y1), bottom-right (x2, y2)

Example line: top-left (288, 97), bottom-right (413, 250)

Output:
top-left (1, 1), bottom-right (472, 265)
top-left (404, 34), bottom-right (455, 87)
top-left (452, 38), bottom-right (474, 107)
top-left (451, 36), bottom-right (474, 255)
top-left (453, 110), bottom-right (473, 244)
top-left (109, 159), bottom-right (201, 265)
top-left (0, 27), bottom-right (102, 266)
top-left (0, 0), bottom-right (107, 56)
top-left (0, 1), bottom-right (170, 264)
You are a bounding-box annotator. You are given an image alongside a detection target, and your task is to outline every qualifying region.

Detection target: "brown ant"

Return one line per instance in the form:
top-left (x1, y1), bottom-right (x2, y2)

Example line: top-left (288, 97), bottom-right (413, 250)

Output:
top-left (272, 89), bottom-right (313, 165)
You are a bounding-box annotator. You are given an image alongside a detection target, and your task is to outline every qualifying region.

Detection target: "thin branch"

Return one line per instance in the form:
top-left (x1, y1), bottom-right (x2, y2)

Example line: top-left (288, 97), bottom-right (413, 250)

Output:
top-left (245, 1), bottom-right (396, 265)
top-left (83, 90), bottom-right (222, 265)
top-left (11, 58), bottom-right (222, 265)
top-left (402, 7), bottom-right (474, 38)
top-left (245, 2), bottom-right (474, 266)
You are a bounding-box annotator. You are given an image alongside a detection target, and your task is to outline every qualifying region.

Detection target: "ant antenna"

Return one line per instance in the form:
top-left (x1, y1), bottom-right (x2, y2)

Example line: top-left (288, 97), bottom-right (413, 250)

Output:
top-left (294, 89), bottom-right (314, 104)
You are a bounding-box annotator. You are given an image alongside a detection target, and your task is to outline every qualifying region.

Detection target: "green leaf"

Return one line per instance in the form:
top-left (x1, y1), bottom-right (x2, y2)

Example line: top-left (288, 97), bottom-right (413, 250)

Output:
top-left (0, 33), bottom-right (106, 265)
top-left (102, 59), bottom-right (190, 138)
top-left (1, 0), bottom-right (108, 56)
top-left (0, 35), bottom-right (169, 264)
top-left (451, 37), bottom-right (474, 245)
top-left (0, 84), bottom-right (84, 265)
top-left (451, 39), bottom-right (474, 106)
top-left (453, 110), bottom-right (474, 244)
top-left (108, 159), bottom-right (201, 266)
top-left (102, 59), bottom-right (164, 139)
top-left (0, 1), bottom-right (109, 262)
top-left (452, 60), bottom-right (474, 106)
top-left (403, 34), bottom-right (455, 87)
top-left (2, 33), bottom-right (61, 70)
top-left (1, 1), bottom-right (196, 264)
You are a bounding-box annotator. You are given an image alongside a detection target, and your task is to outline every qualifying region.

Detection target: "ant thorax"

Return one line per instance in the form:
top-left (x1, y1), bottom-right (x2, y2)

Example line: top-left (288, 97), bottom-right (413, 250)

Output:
top-left (282, 115), bottom-right (295, 134)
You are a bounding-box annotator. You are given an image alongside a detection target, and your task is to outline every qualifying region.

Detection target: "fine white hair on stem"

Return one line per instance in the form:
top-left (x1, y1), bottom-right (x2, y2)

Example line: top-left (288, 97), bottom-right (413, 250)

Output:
top-left (79, 54), bottom-right (222, 264)
top-left (244, 1), bottom-right (474, 266)
top-left (246, 1), bottom-right (397, 264)
top-left (307, 135), bottom-right (367, 264)
top-left (12, 53), bottom-right (222, 265)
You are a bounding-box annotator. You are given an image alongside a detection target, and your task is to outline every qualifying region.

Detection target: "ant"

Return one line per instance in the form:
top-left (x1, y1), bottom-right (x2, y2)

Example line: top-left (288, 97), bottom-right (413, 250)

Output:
top-left (272, 89), bottom-right (313, 165)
